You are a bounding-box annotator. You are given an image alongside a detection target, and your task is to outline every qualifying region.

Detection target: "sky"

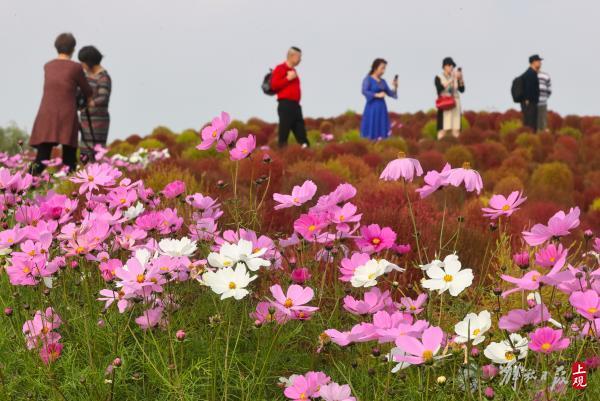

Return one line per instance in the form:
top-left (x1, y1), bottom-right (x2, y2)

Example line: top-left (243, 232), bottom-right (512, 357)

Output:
top-left (1, 0), bottom-right (599, 140)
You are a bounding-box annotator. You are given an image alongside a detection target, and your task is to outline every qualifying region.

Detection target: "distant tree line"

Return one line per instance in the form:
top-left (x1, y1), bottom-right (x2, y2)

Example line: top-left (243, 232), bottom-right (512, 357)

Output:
top-left (0, 124), bottom-right (29, 154)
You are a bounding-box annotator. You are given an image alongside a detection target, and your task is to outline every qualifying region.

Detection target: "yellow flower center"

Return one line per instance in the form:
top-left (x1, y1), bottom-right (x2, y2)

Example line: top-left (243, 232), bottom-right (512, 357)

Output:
top-left (443, 274), bottom-right (453, 282)
top-left (502, 204), bottom-right (510, 211)
top-left (228, 282), bottom-right (236, 289)
top-left (372, 238), bottom-right (381, 245)
top-left (293, 197), bottom-right (299, 203)
top-left (541, 343), bottom-right (551, 351)
top-left (212, 130), bottom-right (217, 138)
top-left (7, 238), bottom-right (14, 243)
top-left (505, 352), bottom-right (515, 361)
top-left (368, 273), bottom-right (376, 280)
top-left (42, 326), bottom-right (50, 335)
top-left (136, 274), bottom-right (145, 283)
top-left (422, 350), bottom-right (434, 362)
top-left (308, 225), bottom-right (316, 232)
top-left (473, 329), bottom-right (481, 336)
top-left (223, 261), bottom-right (232, 267)
top-left (587, 307), bottom-right (598, 314)
top-left (409, 305), bottom-right (416, 311)
top-left (76, 246), bottom-right (85, 254)
top-left (284, 298), bottom-right (294, 308)
top-left (28, 250), bottom-right (35, 256)
top-left (462, 162), bottom-right (471, 169)
top-left (120, 198), bottom-right (126, 204)
top-left (339, 215), bottom-right (345, 221)
top-left (531, 274), bottom-right (540, 282)
top-left (550, 257), bottom-right (555, 262)
top-left (88, 175), bottom-right (94, 182)
top-left (299, 393), bottom-right (307, 400)
top-left (23, 267), bottom-right (31, 274)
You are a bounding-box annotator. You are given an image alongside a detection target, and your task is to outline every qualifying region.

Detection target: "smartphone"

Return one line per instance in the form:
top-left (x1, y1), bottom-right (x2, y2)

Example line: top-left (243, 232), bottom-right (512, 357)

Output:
top-left (394, 74), bottom-right (398, 80)
top-left (457, 67), bottom-right (462, 72)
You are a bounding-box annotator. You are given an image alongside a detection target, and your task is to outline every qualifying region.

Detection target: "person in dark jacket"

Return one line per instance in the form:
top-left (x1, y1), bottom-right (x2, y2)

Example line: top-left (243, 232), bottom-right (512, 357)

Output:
top-left (270, 47), bottom-right (309, 148)
top-left (30, 33), bottom-right (94, 175)
top-left (78, 45), bottom-right (112, 160)
top-left (521, 54), bottom-right (542, 131)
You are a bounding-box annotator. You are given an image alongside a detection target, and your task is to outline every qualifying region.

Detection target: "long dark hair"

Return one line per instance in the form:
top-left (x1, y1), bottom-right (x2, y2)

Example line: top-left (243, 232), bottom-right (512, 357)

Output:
top-left (369, 58), bottom-right (387, 75)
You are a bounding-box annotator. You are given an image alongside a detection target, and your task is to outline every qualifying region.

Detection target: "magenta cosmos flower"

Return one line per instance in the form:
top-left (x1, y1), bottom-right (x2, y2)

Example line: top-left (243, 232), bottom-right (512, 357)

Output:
top-left (522, 207), bottom-right (581, 246)
top-left (339, 252), bottom-right (370, 282)
top-left (535, 243), bottom-right (567, 269)
top-left (355, 224), bottom-right (397, 253)
top-left (229, 134), bottom-right (256, 161)
top-left (446, 162), bottom-right (483, 194)
top-left (293, 212), bottom-right (328, 241)
top-left (379, 152), bottom-right (423, 182)
top-left (394, 326), bottom-right (444, 365)
top-left (498, 304), bottom-right (550, 332)
top-left (162, 180), bottom-right (186, 199)
top-left (343, 287), bottom-right (393, 315)
top-left (273, 180), bottom-right (317, 210)
top-left (398, 293), bottom-right (428, 314)
top-left (481, 191), bottom-right (527, 219)
top-left (528, 327), bottom-right (570, 353)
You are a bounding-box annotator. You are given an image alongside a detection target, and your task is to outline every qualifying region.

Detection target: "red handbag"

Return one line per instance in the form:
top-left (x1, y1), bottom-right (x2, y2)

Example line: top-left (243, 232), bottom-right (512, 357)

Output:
top-left (435, 95), bottom-right (456, 111)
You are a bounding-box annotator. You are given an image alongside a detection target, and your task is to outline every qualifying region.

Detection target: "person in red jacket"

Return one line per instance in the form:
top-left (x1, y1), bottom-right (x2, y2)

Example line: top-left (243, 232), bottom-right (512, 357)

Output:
top-left (270, 47), bottom-right (309, 148)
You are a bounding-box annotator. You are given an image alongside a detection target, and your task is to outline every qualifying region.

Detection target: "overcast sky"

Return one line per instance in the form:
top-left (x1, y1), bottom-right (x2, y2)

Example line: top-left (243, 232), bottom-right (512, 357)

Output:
top-left (1, 0), bottom-right (599, 140)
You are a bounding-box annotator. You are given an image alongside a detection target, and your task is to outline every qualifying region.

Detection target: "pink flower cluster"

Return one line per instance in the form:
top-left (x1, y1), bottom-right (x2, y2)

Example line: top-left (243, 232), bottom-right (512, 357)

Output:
top-left (283, 371), bottom-right (355, 401)
top-left (22, 307), bottom-right (63, 364)
top-left (196, 112), bottom-right (256, 160)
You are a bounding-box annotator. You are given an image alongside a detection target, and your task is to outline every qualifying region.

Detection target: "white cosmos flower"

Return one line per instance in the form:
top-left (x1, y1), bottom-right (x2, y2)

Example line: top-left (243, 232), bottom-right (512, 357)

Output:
top-left (201, 264), bottom-right (257, 300)
top-left (158, 237), bottom-right (197, 257)
top-left (350, 258), bottom-right (401, 288)
top-left (454, 310), bottom-right (492, 345)
top-left (421, 254), bottom-right (473, 296)
top-left (124, 202), bottom-right (145, 220)
top-left (207, 239), bottom-right (270, 271)
top-left (483, 333), bottom-right (528, 365)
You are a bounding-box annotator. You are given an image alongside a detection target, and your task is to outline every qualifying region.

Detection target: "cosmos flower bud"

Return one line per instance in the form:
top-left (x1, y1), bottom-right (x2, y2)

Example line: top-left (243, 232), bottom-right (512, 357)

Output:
top-left (4, 307), bottom-right (13, 317)
top-left (112, 357), bottom-right (122, 367)
top-left (371, 347), bottom-right (381, 357)
top-left (484, 386), bottom-right (495, 399)
top-left (481, 364), bottom-right (499, 380)
top-left (470, 347), bottom-right (480, 357)
top-left (176, 330), bottom-right (186, 341)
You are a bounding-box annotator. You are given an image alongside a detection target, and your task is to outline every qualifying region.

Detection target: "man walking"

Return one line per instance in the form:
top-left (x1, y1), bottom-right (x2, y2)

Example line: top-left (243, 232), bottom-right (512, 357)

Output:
top-left (521, 54), bottom-right (542, 131)
top-left (537, 69), bottom-right (552, 132)
top-left (270, 47), bottom-right (309, 148)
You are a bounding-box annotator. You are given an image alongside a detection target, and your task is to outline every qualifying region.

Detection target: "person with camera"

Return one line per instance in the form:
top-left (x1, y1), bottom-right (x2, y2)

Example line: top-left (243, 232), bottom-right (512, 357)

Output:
top-left (360, 58), bottom-right (398, 140)
top-left (78, 45), bottom-right (112, 160)
top-left (435, 57), bottom-right (465, 139)
top-left (270, 47), bottom-right (309, 148)
top-left (30, 33), bottom-right (94, 175)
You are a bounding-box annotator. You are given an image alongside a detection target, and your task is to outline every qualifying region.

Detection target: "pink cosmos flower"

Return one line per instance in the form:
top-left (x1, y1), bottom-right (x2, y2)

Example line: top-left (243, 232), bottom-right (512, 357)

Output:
top-left (215, 128), bottom-right (238, 152)
top-left (324, 323), bottom-right (374, 346)
top-left (481, 364), bottom-right (499, 380)
top-left (339, 252), bottom-right (371, 282)
top-left (535, 243), bottom-right (567, 269)
top-left (270, 284), bottom-right (319, 317)
top-left (329, 202), bottom-right (362, 232)
top-left (513, 251), bottom-right (530, 269)
top-left (594, 237), bottom-right (600, 253)
top-left (446, 162), bottom-right (483, 194)
top-left (569, 290), bottom-right (600, 320)
top-left (522, 207), bottom-right (581, 246)
top-left (374, 310), bottom-right (428, 343)
top-left (311, 183), bottom-right (357, 213)
top-left (392, 243), bottom-right (411, 255)
top-left (293, 213), bottom-right (328, 241)
top-left (417, 166), bottom-right (449, 196)
top-left (39, 342), bottom-right (63, 365)
top-left (318, 383), bottom-right (356, 401)
top-left (528, 327), bottom-right (570, 353)
top-left (343, 287), bottom-right (393, 315)
top-left (229, 134), bottom-right (256, 161)
top-left (70, 163), bottom-right (121, 194)
top-left (398, 293), bottom-right (428, 314)
top-left (197, 112), bottom-right (231, 150)
top-left (284, 372), bottom-right (330, 401)
top-left (98, 288), bottom-right (131, 313)
top-left (22, 307), bottom-right (62, 350)
top-left (273, 180), bottom-right (318, 210)
top-left (135, 306), bottom-right (165, 330)
top-left (162, 180), bottom-right (186, 199)
top-left (250, 301), bottom-right (288, 325)
top-left (481, 191), bottom-right (527, 219)
top-left (394, 326), bottom-right (444, 365)
top-left (355, 224), bottom-right (396, 254)
top-left (498, 304), bottom-right (550, 332)
top-left (379, 153), bottom-right (423, 182)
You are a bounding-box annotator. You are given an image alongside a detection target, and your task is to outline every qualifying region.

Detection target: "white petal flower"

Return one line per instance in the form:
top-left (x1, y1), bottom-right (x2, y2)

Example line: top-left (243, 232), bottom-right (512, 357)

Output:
top-left (454, 310), bottom-right (492, 345)
top-left (158, 237), bottom-right (197, 257)
top-left (350, 259), bottom-right (394, 288)
top-left (201, 264), bottom-right (257, 300)
top-left (124, 202), bottom-right (145, 220)
top-left (421, 254), bottom-right (473, 296)
top-left (206, 239), bottom-right (270, 271)
top-left (483, 333), bottom-right (528, 365)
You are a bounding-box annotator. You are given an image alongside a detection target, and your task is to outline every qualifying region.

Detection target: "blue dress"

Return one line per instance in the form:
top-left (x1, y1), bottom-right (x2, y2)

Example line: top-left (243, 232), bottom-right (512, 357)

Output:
top-left (360, 76), bottom-right (397, 140)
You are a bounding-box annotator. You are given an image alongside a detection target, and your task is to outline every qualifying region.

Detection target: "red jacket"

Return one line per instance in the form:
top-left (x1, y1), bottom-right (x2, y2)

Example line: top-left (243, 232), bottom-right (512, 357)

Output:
top-left (270, 62), bottom-right (301, 102)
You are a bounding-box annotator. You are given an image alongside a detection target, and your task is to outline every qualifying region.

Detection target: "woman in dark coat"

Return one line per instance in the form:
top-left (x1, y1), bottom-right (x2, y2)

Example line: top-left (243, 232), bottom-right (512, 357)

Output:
top-left (78, 45), bottom-right (112, 160)
top-left (30, 33), bottom-right (93, 175)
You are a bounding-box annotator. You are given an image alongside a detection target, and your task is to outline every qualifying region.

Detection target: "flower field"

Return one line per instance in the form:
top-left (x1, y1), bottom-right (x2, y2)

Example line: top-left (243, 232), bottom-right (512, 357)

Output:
top-left (1, 109), bottom-right (600, 400)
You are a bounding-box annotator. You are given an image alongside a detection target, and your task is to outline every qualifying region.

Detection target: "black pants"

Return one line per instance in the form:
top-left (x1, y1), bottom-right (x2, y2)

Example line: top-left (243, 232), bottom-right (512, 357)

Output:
top-left (521, 101), bottom-right (538, 132)
top-left (31, 143), bottom-right (77, 175)
top-left (277, 99), bottom-right (309, 147)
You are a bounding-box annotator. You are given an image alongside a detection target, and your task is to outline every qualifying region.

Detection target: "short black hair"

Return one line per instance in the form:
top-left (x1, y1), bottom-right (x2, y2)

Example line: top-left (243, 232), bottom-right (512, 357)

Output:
top-left (54, 33), bottom-right (76, 55)
top-left (290, 46), bottom-right (302, 53)
top-left (78, 46), bottom-right (103, 67)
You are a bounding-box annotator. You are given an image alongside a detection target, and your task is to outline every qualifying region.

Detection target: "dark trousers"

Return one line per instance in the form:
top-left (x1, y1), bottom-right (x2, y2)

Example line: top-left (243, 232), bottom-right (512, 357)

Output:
top-left (521, 101), bottom-right (538, 132)
top-left (277, 99), bottom-right (309, 147)
top-left (31, 143), bottom-right (77, 175)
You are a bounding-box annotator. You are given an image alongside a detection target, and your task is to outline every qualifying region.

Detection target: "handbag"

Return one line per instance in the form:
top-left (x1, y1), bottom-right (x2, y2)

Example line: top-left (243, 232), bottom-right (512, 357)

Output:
top-left (436, 95), bottom-right (456, 111)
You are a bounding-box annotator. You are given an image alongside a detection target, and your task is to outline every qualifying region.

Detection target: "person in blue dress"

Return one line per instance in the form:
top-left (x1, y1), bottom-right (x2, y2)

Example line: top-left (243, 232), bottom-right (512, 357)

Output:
top-left (360, 58), bottom-right (398, 140)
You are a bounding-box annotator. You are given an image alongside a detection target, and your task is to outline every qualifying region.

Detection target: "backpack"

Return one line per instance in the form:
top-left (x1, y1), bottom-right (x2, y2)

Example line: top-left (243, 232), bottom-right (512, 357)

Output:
top-left (261, 69), bottom-right (276, 96)
top-left (511, 74), bottom-right (525, 103)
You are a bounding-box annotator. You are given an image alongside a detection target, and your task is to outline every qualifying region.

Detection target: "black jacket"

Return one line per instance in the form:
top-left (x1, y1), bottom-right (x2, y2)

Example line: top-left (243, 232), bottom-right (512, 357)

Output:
top-left (522, 67), bottom-right (539, 103)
